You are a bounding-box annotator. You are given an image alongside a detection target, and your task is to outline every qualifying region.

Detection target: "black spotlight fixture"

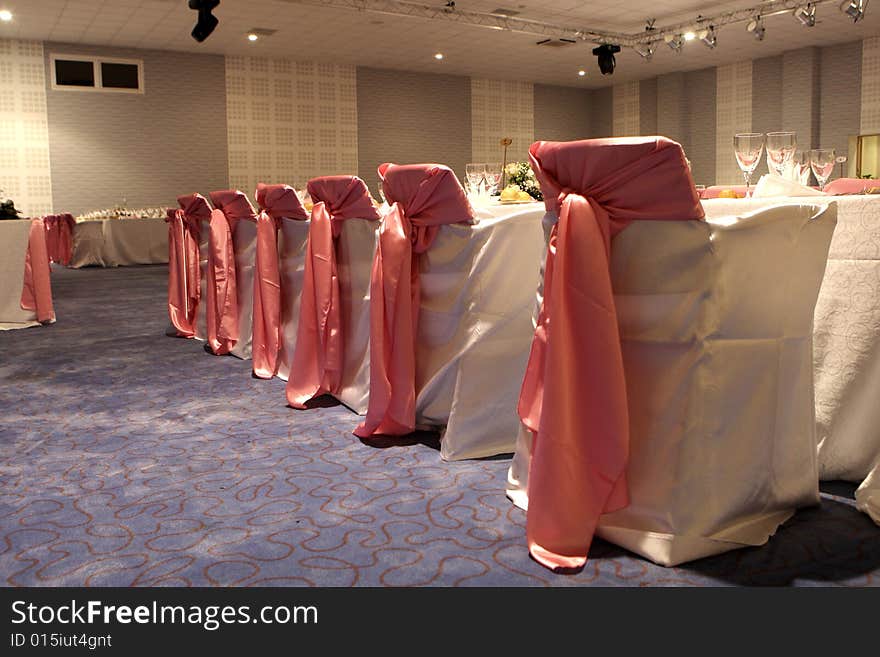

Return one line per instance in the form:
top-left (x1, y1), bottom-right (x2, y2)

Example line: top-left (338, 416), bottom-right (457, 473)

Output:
top-left (189, 0), bottom-right (220, 43)
top-left (593, 44), bottom-right (621, 76)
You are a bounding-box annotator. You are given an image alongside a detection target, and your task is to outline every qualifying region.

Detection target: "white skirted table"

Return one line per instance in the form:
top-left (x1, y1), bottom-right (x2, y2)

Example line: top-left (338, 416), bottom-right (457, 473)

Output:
top-left (0, 220), bottom-right (41, 330)
top-left (70, 217), bottom-right (168, 268)
top-left (702, 195), bottom-right (880, 525)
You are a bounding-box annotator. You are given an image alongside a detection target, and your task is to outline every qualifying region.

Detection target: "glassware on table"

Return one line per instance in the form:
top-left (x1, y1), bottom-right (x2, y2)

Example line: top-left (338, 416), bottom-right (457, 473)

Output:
top-left (465, 163), bottom-right (486, 197)
top-left (484, 163), bottom-right (502, 196)
top-left (810, 148), bottom-right (836, 190)
top-left (791, 150), bottom-right (812, 185)
top-left (733, 133), bottom-right (765, 196)
top-left (835, 154), bottom-right (848, 179)
top-left (765, 131), bottom-right (797, 177)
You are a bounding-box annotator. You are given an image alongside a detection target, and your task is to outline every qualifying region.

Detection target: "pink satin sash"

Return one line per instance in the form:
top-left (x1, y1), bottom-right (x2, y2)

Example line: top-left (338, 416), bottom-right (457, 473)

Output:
top-left (354, 163), bottom-right (474, 438)
top-left (823, 177), bottom-right (880, 195)
top-left (287, 175), bottom-right (380, 407)
top-left (166, 194), bottom-right (209, 338)
top-left (520, 137), bottom-right (704, 571)
top-left (252, 183), bottom-right (308, 379)
top-left (206, 190), bottom-right (251, 355)
top-left (20, 218), bottom-right (55, 323)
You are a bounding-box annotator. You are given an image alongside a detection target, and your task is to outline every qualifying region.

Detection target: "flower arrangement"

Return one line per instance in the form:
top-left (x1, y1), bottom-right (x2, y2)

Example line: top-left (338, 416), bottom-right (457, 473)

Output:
top-left (503, 161), bottom-right (543, 201)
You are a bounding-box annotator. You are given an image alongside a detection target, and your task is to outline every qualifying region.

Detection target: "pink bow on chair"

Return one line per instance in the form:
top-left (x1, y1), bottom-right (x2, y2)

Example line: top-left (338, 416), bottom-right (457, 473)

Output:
top-left (20, 218), bottom-right (55, 323)
top-left (354, 163), bottom-right (474, 438)
top-left (287, 175), bottom-right (380, 407)
top-left (520, 137), bottom-right (704, 571)
top-left (207, 190), bottom-right (253, 355)
top-left (166, 194), bottom-right (210, 338)
top-left (252, 183), bottom-right (308, 379)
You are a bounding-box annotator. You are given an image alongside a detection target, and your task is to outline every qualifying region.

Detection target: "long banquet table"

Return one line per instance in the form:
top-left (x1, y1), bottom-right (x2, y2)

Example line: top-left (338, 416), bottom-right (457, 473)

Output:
top-left (702, 195), bottom-right (880, 524)
top-left (70, 216), bottom-right (168, 268)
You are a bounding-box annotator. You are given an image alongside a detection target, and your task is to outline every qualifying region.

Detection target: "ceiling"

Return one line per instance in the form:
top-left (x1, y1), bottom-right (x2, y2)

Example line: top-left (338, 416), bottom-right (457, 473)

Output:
top-left (0, 0), bottom-right (877, 87)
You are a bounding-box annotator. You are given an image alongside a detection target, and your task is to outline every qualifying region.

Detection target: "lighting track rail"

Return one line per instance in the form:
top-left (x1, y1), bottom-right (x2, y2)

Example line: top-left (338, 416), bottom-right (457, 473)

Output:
top-left (276, 0), bottom-right (861, 54)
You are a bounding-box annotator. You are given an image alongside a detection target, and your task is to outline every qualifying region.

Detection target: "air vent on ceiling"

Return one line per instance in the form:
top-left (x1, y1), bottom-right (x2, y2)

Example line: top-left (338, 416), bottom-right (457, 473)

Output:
top-left (490, 7), bottom-right (521, 16)
top-left (248, 28), bottom-right (278, 37)
top-left (535, 38), bottom-right (577, 48)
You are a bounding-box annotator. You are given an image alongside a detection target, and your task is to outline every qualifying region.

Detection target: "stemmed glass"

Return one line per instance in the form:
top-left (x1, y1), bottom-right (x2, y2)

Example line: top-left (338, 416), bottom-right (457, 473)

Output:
top-left (734, 133), bottom-right (765, 196)
top-left (484, 163), bottom-right (502, 196)
top-left (810, 148), bottom-right (836, 190)
top-left (465, 163), bottom-right (485, 197)
top-left (766, 131), bottom-right (797, 177)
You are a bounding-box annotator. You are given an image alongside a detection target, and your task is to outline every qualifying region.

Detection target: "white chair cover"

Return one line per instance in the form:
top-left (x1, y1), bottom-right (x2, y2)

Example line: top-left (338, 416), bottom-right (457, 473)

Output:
top-left (509, 202), bottom-right (837, 565)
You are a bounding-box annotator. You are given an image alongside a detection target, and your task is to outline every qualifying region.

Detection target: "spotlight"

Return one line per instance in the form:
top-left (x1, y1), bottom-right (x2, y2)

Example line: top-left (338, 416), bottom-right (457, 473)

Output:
top-left (747, 16), bottom-right (765, 40)
top-left (698, 26), bottom-right (717, 48)
top-left (592, 44), bottom-right (621, 76)
top-left (794, 3), bottom-right (817, 26)
top-left (0, 9), bottom-right (12, 22)
top-left (635, 43), bottom-right (654, 60)
top-left (189, 0), bottom-right (220, 43)
top-left (840, 0), bottom-right (867, 22)
top-left (578, 69), bottom-right (586, 77)
top-left (247, 33), bottom-right (258, 42)
top-left (434, 52), bottom-right (444, 60)
top-left (683, 31), bottom-right (696, 41)
top-left (665, 34), bottom-right (683, 52)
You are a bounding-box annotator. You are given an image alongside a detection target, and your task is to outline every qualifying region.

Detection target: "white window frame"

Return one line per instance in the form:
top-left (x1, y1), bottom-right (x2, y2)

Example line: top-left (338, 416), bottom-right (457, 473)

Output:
top-left (50, 54), bottom-right (145, 94)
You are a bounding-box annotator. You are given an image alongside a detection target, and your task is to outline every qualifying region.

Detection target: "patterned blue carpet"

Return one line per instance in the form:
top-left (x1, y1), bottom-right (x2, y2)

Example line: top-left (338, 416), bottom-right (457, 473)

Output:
top-left (1, 264), bottom-right (878, 586)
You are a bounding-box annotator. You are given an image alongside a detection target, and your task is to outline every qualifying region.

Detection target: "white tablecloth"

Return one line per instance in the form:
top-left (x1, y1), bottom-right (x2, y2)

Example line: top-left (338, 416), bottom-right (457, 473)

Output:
top-left (703, 195), bottom-right (880, 525)
top-left (70, 217), bottom-right (168, 268)
top-left (0, 220), bottom-right (40, 330)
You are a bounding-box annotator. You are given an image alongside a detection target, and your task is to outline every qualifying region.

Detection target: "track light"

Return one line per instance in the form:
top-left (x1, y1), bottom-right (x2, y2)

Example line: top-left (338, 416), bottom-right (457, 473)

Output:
top-left (189, 0), bottom-right (220, 43)
top-left (840, 0), bottom-right (867, 22)
top-left (592, 44), bottom-right (621, 76)
top-left (747, 16), bottom-right (765, 40)
top-left (665, 34), bottom-right (683, 52)
top-left (698, 26), bottom-right (717, 48)
top-left (794, 3), bottom-right (817, 26)
top-left (635, 43), bottom-right (654, 60)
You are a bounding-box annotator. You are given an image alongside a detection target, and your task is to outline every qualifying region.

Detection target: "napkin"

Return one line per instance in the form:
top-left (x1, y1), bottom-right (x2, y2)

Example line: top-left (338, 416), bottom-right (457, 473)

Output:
top-left (752, 174), bottom-right (827, 198)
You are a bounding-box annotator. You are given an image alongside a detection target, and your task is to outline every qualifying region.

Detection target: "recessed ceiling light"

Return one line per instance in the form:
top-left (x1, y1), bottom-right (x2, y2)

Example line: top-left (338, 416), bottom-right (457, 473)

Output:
top-left (248, 33), bottom-right (259, 41)
top-left (434, 52), bottom-right (444, 60)
top-left (0, 10), bottom-right (12, 22)
top-left (578, 70), bottom-right (586, 76)
top-left (683, 31), bottom-right (696, 41)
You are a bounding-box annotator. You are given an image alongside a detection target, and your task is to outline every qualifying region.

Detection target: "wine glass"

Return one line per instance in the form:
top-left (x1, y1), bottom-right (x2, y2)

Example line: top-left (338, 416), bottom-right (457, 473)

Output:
top-left (766, 131), bottom-right (797, 177)
top-left (465, 163), bottom-right (485, 195)
top-left (791, 150), bottom-right (811, 184)
top-left (810, 148), bottom-right (836, 190)
top-left (484, 163), bottom-right (502, 196)
top-left (734, 133), bottom-right (765, 196)
top-left (835, 154), bottom-right (848, 179)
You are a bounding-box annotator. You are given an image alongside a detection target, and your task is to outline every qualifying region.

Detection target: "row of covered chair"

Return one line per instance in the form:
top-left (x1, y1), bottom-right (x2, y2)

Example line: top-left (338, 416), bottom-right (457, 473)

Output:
top-left (167, 137), bottom-right (838, 571)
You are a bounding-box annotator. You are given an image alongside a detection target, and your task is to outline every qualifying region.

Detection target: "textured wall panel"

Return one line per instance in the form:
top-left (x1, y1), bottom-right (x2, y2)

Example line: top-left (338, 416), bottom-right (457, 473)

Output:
top-left (822, 40), bottom-right (862, 164)
top-left (685, 68), bottom-right (717, 187)
top-left (44, 42), bottom-right (227, 215)
top-left (357, 67), bottom-right (471, 194)
top-left (612, 81), bottom-right (640, 136)
top-left (715, 61), bottom-right (752, 185)
top-left (861, 36), bottom-right (880, 134)
top-left (590, 87), bottom-right (613, 138)
top-left (639, 77), bottom-right (658, 136)
top-left (782, 47), bottom-right (821, 151)
top-left (751, 55), bottom-right (783, 138)
top-left (471, 79), bottom-right (534, 165)
top-left (0, 40), bottom-right (52, 218)
top-left (533, 84), bottom-right (591, 142)
top-left (226, 57), bottom-right (357, 196)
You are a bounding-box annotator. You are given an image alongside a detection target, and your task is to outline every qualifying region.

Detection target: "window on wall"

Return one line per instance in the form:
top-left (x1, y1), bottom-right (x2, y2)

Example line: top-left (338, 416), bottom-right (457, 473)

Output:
top-left (50, 55), bottom-right (144, 93)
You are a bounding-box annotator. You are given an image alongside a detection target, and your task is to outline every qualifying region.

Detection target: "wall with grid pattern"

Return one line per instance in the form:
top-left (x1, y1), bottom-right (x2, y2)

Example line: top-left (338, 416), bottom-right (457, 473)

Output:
top-left (471, 79), bottom-right (534, 166)
top-left (612, 81), bottom-right (641, 137)
top-left (225, 57), bottom-right (358, 197)
top-left (0, 40), bottom-right (53, 218)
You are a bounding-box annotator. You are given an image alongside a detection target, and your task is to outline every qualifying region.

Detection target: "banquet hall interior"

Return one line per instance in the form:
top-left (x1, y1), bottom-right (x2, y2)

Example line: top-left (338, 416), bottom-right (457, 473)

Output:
top-left (1, 0), bottom-right (879, 587)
